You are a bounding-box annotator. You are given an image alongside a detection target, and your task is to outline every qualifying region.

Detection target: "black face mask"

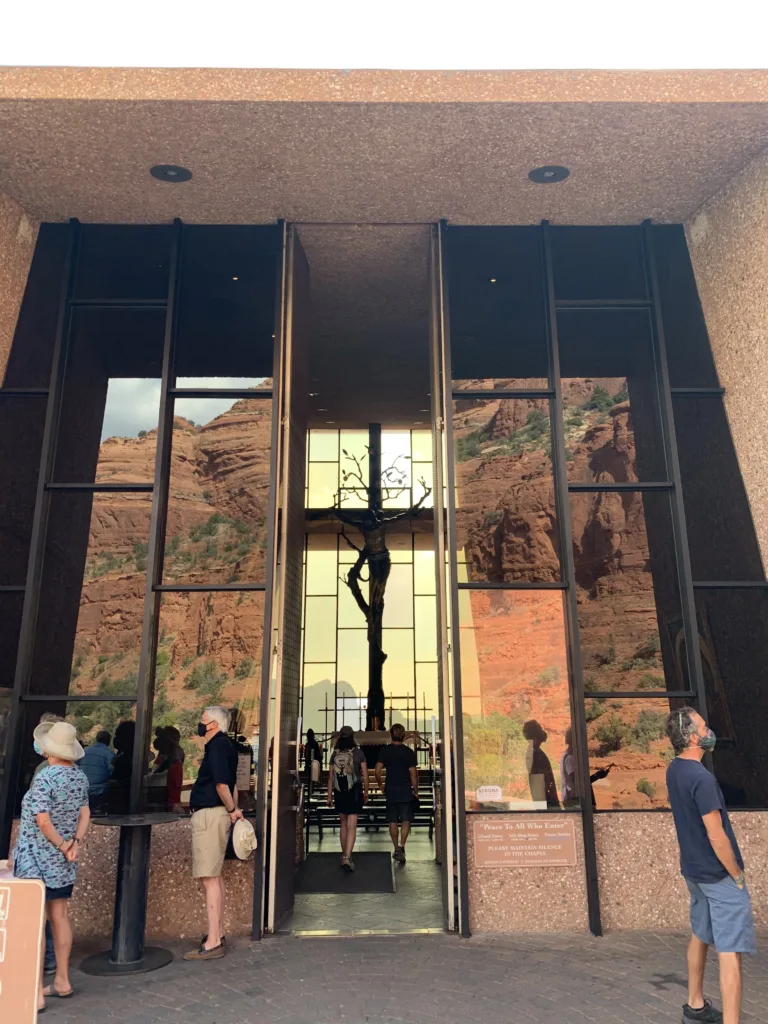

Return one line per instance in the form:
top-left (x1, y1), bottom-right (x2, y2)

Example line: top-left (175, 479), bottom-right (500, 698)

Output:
top-left (197, 722), bottom-right (209, 738)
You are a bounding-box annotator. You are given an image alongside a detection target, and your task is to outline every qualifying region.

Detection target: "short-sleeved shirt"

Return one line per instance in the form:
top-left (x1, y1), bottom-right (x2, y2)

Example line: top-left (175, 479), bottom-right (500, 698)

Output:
top-left (329, 747), bottom-right (366, 788)
top-left (190, 732), bottom-right (237, 810)
top-left (666, 757), bottom-right (744, 883)
top-left (12, 764), bottom-right (89, 889)
top-left (377, 743), bottom-right (417, 802)
top-left (78, 742), bottom-right (115, 795)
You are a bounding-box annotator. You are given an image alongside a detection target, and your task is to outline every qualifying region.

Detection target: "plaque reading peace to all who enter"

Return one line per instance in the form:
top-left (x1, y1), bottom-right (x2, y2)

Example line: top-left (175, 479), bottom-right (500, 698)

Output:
top-left (473, 816), bottom-right (577, 868)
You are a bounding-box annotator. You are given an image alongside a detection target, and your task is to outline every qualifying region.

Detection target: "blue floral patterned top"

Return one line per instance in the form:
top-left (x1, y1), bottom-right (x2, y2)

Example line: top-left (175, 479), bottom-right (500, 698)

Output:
top-left (12, 764), bottom-right (89, 889)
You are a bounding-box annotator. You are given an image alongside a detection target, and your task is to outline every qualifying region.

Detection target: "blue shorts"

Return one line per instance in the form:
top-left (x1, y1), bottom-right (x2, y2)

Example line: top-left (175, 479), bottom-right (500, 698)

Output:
top-left (45, 884), bottom-right (74, 901)
top-left (686, 876), bottom-right (757, 954)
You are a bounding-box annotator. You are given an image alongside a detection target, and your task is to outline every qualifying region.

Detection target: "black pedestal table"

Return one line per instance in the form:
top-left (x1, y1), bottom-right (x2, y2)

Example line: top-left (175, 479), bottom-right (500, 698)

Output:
top-left (80, 812), bottom-right (181, 976)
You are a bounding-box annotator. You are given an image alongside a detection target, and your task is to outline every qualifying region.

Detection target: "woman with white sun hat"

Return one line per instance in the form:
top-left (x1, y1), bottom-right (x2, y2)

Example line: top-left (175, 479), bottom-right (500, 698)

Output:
top-left (12, 719), bottom-right (90, 1014)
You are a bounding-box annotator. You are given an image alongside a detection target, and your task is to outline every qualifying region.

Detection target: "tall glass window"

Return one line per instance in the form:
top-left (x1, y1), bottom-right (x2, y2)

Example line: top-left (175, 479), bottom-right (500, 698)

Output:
top-left (448, 222), bottom-right (768, 812)
top-left (302, 428), bottom-right (439, 738)
top-left (3, 223), bottom-right (279, 821)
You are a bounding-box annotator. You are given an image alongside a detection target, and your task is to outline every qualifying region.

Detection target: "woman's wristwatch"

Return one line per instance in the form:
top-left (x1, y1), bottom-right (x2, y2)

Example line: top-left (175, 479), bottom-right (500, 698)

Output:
top-left (734, 871), bottom-right (746, 888)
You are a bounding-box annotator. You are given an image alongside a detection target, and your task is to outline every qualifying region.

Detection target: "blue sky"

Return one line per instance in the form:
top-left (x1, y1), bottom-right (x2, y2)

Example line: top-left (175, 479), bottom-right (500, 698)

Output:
top-left (101, 378), bottom-right (266, 440)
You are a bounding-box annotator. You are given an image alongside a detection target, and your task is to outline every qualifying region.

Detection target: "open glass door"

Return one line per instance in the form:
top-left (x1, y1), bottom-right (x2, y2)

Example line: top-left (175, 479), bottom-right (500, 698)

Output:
top-left (259, 225), bottom-right (311, 934)
top-left (430, 223), bottom-right (470, 936)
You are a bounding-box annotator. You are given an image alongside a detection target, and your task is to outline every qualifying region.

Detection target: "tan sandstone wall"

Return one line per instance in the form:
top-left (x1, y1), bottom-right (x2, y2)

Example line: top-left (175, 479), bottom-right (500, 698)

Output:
top-left (596, 811), bottom-right (768, 932)
top-left (685, 147), bottom-right (768, 563)
top-left (0, 190), bottom-right (39, 380)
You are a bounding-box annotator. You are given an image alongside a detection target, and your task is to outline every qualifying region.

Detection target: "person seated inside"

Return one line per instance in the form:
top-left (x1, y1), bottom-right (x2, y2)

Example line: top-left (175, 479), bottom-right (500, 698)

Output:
top-left (78, 730), bottom-right (115, 814)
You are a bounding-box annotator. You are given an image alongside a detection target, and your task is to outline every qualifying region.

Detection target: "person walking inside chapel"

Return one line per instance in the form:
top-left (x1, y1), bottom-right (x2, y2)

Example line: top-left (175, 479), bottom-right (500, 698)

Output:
top-left (665, 706), bottom-right (756, 1024)
top-left (183, 705), bottom-right (242, 961)
top-left (328, 725), bottom-right (369, 872)
top-left (375, 723), bottom-right (418, 863)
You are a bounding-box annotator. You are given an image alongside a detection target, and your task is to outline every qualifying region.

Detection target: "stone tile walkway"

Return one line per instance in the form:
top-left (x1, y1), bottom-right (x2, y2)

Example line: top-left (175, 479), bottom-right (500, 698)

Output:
top-left (44, 930), bottom-right (766, 1024)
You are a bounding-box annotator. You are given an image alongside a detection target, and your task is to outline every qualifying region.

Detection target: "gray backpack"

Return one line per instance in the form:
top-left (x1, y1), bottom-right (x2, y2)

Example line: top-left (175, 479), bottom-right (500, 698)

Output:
top-left (332, 749), bottom-right (358, 793)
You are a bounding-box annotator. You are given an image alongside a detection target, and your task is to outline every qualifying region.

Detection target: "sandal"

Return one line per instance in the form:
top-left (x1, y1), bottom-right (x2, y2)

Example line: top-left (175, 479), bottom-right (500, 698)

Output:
top-left (43, 985), bottom-right (74, 999)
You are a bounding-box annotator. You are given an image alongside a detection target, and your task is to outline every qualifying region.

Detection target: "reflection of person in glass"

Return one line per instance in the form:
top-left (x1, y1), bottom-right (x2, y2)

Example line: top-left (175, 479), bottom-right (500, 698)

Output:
top-left (560, 727), bottom-right (612, 807)
top-left (108, 720), bottom-right (135, 814)
top-left (522, 720), bottom-right (559, 808)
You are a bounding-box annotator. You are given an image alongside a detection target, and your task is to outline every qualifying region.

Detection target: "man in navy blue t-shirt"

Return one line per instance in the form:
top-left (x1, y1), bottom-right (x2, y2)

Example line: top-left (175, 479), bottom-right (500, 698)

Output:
top-left (666, 706), bottom-right (755, 1024)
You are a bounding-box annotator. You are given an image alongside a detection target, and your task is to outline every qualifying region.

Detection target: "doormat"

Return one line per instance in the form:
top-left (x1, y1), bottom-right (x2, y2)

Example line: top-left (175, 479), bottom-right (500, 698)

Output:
top-left (295, 853), bottom-right (394, 894)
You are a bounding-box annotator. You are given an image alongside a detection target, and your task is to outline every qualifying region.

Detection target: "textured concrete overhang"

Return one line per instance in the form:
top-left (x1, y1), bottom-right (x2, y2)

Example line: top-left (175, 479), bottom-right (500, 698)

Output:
top-left (1, 68), bottom-right (767, 223)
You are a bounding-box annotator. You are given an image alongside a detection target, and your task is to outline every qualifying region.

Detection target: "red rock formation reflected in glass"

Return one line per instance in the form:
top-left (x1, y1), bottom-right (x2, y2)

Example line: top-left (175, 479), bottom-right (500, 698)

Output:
top-left (163, 397), bottom-right (273, 584)
top-left (570, 490), bottom-right (681, 694)
top-left (453, 397), bottom-right (560, 583)
top-left (459, 589), bottom-right (571, 811)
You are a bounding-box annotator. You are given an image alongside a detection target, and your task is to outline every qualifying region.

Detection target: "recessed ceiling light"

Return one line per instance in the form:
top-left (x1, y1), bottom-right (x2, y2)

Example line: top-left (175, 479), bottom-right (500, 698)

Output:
top-left (489, 278), bottom-right (498, 284)
top-left (528, 165), bottom-right (570, 184)
top-left (309, 392), bottom-right (319, 397)
top-left (325, 420), bottom-right (335, 425)
top-left (318, 408), bottom-right (328, 412)
top-left (150, 164), bottom-right (193, 183)
top-left (232, 276), bottom-right (239, 281)
top-left (419, 409), bottom-right (429, 413)
top-left (414, 421), bottom-right (424, 425)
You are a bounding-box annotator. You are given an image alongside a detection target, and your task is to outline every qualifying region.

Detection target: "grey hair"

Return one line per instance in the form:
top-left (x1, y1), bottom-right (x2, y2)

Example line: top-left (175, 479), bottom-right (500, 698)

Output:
top-left (204, 705), bottom-right (231, 733)
top-left (665, 705), bottom-right (698, 755)
top-left (39, 712), bottom-right (64, 725)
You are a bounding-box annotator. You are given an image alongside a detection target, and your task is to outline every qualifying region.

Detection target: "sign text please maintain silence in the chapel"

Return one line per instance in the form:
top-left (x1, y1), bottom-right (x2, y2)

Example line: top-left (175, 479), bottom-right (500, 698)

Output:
top-left (473, 816), bottom-right (577, 868)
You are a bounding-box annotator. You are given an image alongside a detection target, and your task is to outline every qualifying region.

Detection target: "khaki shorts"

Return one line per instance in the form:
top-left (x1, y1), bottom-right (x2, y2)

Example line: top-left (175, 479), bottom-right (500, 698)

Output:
top-left (191, 806), bottom-right (231, 878)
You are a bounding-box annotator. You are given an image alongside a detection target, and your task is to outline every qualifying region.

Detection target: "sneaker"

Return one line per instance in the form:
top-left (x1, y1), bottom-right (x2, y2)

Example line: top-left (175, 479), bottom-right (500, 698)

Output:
top-left (43, 960), bottom-right (56, 975)
top-left (183, 942), bottom-right (226, 961)
top-left (394, 846), bottom-right (406, 864)
top-left (682, 1000), bottom-right (724, 1023)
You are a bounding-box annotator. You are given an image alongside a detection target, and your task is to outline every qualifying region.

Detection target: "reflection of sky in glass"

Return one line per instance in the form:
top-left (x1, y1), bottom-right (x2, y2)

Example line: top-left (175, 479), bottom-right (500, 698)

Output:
top-left (101, 377), bottom-right (267, 440)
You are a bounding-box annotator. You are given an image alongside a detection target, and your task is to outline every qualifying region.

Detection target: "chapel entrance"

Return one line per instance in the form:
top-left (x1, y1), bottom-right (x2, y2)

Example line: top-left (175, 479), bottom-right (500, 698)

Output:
top-left (262, 224), bottom-right (459, 936)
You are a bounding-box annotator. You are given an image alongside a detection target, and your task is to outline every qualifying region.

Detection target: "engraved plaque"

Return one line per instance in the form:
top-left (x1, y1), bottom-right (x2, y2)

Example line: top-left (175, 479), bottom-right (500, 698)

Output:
top-left (473, 816), bottom-right (577, 867)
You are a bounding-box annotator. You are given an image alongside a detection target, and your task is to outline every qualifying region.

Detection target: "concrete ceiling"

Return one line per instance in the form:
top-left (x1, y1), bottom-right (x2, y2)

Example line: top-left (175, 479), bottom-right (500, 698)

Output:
top-left (298, 225), bottom-right (431, 428)
top-left (0, 97), bottom-right (767, 225)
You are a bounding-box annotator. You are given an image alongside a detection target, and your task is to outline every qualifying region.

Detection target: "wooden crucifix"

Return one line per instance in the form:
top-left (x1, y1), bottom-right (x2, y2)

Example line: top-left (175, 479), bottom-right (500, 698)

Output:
top-left (325, 424), bottom-right (431, 731)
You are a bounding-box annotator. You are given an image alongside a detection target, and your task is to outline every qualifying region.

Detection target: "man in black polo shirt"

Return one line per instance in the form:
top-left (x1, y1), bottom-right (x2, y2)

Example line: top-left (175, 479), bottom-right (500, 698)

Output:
top-left (375, 724), bottom-right (419, 864)
top-left (183, 705), bottom-right (241, 962)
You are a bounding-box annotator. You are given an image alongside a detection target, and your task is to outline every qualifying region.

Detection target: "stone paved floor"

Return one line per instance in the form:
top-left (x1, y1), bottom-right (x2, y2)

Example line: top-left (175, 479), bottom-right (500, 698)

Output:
top-left (44, 930), bottom-right (766, 1024)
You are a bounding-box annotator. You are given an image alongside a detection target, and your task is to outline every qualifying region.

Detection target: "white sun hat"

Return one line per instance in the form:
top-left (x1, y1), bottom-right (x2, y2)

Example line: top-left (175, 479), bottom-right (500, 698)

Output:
top-left (232, 818), bottom-right (258, 860)
top-left (34, 720), bottom-right (84, 762)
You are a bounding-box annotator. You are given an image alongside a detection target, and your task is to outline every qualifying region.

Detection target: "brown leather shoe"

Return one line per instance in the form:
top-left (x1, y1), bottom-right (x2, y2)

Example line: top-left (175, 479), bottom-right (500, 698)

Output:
top-left (183, 943), bottom-right (226, 961)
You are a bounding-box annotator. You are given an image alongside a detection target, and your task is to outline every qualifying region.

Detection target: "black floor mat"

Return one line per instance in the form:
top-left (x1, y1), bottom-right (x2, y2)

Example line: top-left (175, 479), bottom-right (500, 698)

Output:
top-left (294, 852), bottom-right (394, 894)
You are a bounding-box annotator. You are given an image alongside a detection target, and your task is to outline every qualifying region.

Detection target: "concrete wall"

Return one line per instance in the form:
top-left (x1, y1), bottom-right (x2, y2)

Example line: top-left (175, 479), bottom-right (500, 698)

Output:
top-left (467, 810), bottom-right (768, 935)
top-left (595, 811), bottom-right (768, 932)
top-left (685, 147), bottom-right (768, 563)
top-left (10, 820), bottom-right (255, 941)
top-left (466, 814), bottom-right (589, 933)
top-left (0, 191), bottom-right (38, 381)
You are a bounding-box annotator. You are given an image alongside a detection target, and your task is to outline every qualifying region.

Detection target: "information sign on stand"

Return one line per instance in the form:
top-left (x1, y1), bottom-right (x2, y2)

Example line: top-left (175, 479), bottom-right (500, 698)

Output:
top-left (0, 873), bottom-right (46, 1022)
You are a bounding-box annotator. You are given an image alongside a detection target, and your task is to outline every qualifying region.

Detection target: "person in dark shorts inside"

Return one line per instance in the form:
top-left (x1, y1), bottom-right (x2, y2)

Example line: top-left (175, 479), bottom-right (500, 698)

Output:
top-left (375, 724), bottom-right (419, 864)
top-left (666, 706), bottom-right (756, 1024)
top-left (328, 725), bottom-right (369, 872)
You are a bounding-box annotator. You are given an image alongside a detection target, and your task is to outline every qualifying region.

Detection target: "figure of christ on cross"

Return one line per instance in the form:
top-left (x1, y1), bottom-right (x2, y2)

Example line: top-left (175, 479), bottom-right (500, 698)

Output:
top-left (323, 424), bottom-right (432, 732)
